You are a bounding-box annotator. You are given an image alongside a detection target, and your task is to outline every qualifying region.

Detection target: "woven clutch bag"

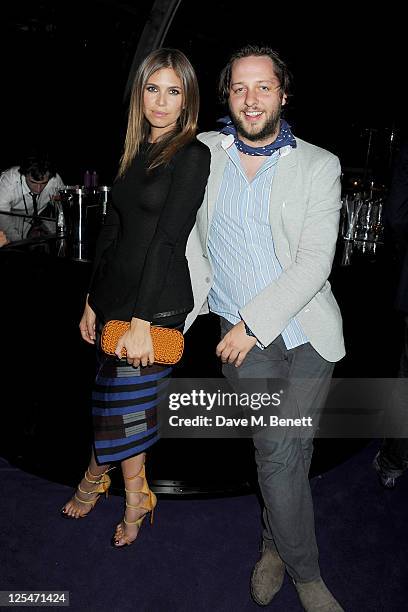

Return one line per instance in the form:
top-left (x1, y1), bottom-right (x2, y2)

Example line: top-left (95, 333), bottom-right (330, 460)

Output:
top-left (100, 319), bottom-right (184, 365)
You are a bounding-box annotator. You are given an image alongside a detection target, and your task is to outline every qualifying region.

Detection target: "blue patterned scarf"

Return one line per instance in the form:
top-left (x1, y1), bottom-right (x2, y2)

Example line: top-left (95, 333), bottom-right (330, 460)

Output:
top-left (218, 115), bottom-right (297, 156)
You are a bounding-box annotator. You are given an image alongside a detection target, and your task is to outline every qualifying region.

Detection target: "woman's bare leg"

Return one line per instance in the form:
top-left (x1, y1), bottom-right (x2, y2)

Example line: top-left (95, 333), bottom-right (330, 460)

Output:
top-left (61, 449), bottom-right (111, 518)
top-left (112, 452), bottom-right (154, 546)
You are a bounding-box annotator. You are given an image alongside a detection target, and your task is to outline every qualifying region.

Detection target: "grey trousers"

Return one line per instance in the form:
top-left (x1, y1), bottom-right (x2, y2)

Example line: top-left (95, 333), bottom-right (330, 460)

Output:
top-left (220, 318), bottom-right (334, 583)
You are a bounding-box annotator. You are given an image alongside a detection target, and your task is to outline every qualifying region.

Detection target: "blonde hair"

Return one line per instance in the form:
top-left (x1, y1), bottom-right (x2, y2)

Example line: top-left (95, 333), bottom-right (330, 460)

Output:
top-left (118, 48), bottom-right (200, 176)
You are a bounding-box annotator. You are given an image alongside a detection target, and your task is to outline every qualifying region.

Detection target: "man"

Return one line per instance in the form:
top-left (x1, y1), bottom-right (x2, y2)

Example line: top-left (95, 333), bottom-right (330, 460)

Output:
top-left (373, 140), bottom-right (408, 488)
top-left (0, 152), bottom-right (64, 243)
top-left (185, 46), bottom-right (345, 611)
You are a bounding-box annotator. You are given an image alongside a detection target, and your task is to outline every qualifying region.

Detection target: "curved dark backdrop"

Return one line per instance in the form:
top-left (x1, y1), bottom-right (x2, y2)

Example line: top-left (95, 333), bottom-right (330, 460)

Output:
top-left (1, 2), bottom-right (407, 188)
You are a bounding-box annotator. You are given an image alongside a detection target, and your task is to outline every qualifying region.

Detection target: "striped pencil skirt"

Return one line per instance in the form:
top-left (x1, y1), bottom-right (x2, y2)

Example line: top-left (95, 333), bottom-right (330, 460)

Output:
top-left (92, 352), bottom-right (172, 464)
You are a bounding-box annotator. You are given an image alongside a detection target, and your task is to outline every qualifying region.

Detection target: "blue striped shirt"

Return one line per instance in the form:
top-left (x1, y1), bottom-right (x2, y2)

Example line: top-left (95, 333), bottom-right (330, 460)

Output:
top-left (207, 143), bottom-right (308, 350)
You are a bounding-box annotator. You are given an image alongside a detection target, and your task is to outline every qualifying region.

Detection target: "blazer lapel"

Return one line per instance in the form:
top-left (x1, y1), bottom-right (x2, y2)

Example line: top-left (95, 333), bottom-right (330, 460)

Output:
top-left (268, 146), bottom-right (298, 262)
top-left (204, 136), bottom-right (231, 243)
top-left (269, 146), bottom-right (298, 221)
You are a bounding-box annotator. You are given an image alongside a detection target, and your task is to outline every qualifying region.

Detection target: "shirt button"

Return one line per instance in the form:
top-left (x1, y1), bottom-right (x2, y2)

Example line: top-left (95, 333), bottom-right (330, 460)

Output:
top-left (205, 277), bottom-right (211, 283)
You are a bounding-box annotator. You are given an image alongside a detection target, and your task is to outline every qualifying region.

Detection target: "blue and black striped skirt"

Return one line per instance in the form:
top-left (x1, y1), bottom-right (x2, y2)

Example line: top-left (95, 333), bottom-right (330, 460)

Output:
top-left (92, 353), bottom-right (172, 464)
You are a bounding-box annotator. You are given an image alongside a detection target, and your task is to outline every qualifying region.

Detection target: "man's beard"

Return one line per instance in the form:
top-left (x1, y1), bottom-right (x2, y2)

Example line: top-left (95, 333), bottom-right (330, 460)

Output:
top-left (230, 107), bottom-right (282, 143)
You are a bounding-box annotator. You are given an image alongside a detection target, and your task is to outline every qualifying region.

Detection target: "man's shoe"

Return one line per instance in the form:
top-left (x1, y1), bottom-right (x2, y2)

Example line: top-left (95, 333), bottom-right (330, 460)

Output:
top-left (293, 578), bottom-right (344, 612)
top-left (373, 452), bottom-right (397, 489)
top-left (250, 545), bottom-right (285, 606)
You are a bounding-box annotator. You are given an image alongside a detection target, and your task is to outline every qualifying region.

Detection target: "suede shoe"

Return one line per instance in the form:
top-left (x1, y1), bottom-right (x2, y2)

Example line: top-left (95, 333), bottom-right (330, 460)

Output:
top-left (250, 544), bottom-right (285, 606)
top-left (294, 578), bottom-right (344, 611)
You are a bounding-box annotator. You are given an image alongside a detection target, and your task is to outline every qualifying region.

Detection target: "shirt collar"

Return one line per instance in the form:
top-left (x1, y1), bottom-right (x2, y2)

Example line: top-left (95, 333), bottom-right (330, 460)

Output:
top-left (218, 117), bottom-right (297, 156)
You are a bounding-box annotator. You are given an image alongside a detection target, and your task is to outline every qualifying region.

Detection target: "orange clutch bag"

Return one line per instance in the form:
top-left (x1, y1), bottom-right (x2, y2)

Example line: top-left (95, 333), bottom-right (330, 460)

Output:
top-left (100, 320), bottom-right (184, 365)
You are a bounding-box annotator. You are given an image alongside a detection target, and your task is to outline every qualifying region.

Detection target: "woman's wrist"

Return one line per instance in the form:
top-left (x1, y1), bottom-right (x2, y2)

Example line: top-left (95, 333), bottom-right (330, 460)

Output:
top-left (130, 317), bottom-right (151, 330)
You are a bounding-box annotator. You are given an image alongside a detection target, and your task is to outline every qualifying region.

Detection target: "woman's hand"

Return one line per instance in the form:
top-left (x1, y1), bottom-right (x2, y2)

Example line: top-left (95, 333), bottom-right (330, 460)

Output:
top-left (79, 296), bottom-right (96, 344)
top-left (115, 318), bottom-right (154, 368)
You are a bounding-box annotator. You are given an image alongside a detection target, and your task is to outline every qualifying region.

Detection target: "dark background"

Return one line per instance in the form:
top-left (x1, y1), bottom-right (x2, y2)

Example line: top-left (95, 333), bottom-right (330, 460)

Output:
top-left (1, 2), bottom-right (406, 491)
top-left (1, 2), bottom-right (407, 188)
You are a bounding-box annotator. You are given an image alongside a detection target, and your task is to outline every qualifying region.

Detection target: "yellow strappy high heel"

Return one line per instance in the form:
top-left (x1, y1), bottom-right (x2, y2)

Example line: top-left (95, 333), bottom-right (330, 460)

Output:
top-left (111, 464), bottom-right (157, 547)
top-left (61, 467), bottom-right (113, 519)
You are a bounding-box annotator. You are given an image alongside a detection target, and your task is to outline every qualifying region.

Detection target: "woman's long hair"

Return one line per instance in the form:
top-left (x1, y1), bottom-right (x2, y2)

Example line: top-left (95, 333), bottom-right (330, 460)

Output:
top-left (118, 48), bottom-right (200, 176)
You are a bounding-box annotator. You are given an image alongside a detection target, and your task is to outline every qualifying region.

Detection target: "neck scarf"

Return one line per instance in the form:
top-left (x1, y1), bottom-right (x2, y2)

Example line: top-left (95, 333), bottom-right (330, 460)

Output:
top-left (218, 116), bottom-right (297, 156)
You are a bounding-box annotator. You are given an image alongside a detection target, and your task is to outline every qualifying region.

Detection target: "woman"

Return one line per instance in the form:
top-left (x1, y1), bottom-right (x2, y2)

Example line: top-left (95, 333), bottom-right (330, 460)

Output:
top-left (61, 48), bottom-right (210, 547)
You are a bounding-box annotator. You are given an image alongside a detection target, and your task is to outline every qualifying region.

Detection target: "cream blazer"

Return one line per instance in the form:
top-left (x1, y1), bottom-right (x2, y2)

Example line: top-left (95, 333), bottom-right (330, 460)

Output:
top-left (185, 132), bottom-right (345, 363)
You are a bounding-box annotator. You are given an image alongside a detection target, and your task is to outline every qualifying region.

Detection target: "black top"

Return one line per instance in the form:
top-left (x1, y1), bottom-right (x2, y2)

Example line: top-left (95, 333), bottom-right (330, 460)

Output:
top-left (88, 138), bottom-right (210, 324)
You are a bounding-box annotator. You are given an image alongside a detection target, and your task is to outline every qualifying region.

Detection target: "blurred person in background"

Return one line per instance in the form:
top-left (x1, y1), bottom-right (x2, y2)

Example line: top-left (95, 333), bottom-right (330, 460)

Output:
top-left (0, 151), bottom-right (64, 243)
top-left (373, 140), bottom-right (408, 488)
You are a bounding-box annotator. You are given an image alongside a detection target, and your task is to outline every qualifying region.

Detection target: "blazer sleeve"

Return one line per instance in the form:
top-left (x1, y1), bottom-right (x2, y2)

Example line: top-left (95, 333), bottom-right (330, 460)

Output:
top-left (132, 142), bottom-right (211, 321)
top-left (240, 153), bottom-right (342, 347)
